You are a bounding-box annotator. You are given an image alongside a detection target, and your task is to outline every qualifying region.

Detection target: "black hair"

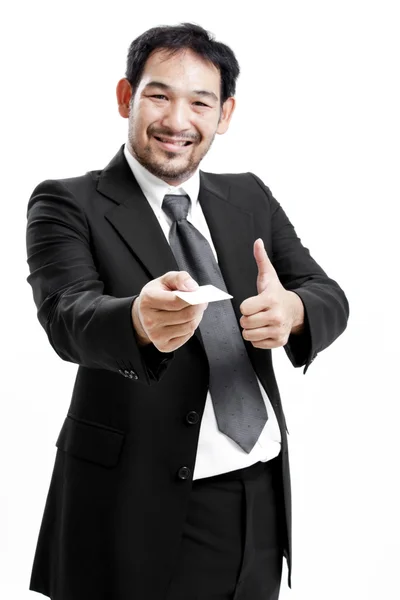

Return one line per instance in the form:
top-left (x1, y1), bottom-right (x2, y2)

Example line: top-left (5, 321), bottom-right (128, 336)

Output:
top-left (125, 23), bottom-right (240, 105)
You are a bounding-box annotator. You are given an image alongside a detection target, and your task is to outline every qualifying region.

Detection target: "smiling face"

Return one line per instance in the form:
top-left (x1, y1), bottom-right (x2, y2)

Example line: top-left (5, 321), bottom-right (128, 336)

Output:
top-left (116, 48), bottom-right (235, 185)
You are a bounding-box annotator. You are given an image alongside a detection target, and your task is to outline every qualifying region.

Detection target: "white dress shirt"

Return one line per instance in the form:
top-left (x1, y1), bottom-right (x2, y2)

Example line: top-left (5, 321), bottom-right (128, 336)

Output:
top-left (123, 143), bottom-right (281, 479)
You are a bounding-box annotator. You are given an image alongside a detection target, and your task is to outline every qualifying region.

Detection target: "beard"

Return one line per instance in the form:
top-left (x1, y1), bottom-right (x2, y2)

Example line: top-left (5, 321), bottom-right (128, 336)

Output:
top-left (127, 120), bottom-right (216, 184)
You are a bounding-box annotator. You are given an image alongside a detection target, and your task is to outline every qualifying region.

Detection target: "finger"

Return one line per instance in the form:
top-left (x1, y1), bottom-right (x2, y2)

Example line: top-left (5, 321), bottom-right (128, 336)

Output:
top-left (162, 270), bottom-right (199, 292)
top-left (242, 326), bottom-right (271, 341)
top-left (240, 291), bottom-right (271, 316)
top-left (251, 338), bottom-right (282, 349)
top-left (240, 310), bottom-right (270, 329)
top-left (254, 238), bottom-right (275, 278)
top-left (246, 329), bottom-right (290, 347)
top-left (243, 324), bottom-right (288, 341)
top-left (144, 276), bottom-right (197, 312)
top-left (142, 289), bottom-right (190, 312)
top-left (163, 303), bottom-right (204, 326)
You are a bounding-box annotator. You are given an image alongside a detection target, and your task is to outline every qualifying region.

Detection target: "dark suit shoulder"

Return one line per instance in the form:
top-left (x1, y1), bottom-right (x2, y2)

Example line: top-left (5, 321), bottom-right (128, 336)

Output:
top-left (35, 171), bottom-right (97, 194)
top-left (28, 171), bottom-right (101, 218)
top-left (201, 170), bottom-right (271, 193)
top-left (200, 170), bottom-right (273, 211)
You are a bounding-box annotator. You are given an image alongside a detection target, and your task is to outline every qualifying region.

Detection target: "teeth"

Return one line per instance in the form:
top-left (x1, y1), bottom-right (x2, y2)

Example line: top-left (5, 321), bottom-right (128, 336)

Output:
top-left (158, 137), bottom-right (187, 146)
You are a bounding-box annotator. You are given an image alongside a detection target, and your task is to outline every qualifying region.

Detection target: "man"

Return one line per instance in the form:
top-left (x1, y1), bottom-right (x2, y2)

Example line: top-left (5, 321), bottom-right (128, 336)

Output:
top-left (26, 22), bottom-right (349, 600)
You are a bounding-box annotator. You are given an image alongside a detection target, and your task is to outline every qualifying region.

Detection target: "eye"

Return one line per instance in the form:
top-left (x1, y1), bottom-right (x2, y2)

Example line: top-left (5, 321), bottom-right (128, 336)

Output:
top-left (151, 94), bottom-right (168, 100)
top-left (193, 101), bottom-right (209, 107)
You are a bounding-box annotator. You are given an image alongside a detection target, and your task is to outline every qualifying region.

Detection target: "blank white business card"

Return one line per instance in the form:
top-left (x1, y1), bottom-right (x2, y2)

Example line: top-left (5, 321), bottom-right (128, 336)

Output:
top-left (174, 284), bottom-right (233, 305)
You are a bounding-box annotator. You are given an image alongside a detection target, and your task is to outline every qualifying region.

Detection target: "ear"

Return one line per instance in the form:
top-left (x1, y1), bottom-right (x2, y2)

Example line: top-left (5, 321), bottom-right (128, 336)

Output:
top-left (116, 78), bottom-right (133, 118)
top-left (216, 97), bottom-right (236, 135)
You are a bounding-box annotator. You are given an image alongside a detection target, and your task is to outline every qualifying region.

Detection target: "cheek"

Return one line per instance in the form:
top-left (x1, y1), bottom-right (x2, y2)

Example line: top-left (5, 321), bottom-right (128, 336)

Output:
top-left (133, 105), bottom-right (160, 136)
top-left (196, 116), bottom-right (219, 142)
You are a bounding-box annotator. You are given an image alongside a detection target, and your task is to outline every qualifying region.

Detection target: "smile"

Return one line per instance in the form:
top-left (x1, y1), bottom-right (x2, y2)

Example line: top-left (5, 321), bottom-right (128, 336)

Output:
top-left (153, 136), bottom-right (194, 152)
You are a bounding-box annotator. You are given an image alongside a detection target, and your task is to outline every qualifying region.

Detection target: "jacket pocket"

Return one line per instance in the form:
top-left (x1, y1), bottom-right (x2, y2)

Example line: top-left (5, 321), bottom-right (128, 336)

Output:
top-left (55, 414), bottom-right (125, 468)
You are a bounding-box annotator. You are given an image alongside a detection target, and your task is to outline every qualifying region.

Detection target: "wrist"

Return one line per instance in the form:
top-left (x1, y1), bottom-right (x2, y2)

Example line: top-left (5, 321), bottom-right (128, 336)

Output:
top-left (287, 291), bottom-right (305, 335)
top-left (132, 297), bottom-right (152, 346)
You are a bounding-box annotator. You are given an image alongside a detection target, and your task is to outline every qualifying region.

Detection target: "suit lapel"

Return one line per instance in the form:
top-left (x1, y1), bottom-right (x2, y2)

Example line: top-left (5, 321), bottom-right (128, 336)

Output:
top-left (100, 147), bottom-right (180, 280)
top-left (97, 146), bottom-right (259, 349)
top-left (197, 174), bottom-right (259, 322)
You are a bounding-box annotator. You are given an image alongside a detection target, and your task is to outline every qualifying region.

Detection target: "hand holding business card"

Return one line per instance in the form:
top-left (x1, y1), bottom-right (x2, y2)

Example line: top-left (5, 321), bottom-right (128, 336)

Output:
top-left (175, 284), bottom-right (233, 305)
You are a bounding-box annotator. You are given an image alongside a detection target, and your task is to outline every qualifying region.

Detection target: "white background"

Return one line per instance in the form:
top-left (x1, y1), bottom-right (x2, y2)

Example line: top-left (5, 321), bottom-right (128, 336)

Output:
top-left (1, 1), bottom-right (399, 598)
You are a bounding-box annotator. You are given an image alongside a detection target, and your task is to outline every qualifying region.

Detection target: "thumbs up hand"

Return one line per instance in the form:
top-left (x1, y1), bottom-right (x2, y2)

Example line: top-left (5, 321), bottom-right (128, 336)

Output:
top-left (239, 239), bottom-right (305, 349)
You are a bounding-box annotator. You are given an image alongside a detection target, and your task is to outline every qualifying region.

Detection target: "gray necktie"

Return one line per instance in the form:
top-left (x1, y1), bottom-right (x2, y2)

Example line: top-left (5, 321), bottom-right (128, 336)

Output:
top-left (162, 193), bottom-right (268, 453)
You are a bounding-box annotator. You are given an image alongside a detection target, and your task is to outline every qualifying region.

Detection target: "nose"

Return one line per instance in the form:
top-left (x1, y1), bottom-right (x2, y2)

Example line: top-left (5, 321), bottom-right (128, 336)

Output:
top-left (160, 99), bottom-right (192, 133)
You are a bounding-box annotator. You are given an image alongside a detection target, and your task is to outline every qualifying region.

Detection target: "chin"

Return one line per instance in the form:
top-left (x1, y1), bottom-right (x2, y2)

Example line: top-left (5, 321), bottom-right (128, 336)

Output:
top-left (156, 163), bottom-right (196, 183)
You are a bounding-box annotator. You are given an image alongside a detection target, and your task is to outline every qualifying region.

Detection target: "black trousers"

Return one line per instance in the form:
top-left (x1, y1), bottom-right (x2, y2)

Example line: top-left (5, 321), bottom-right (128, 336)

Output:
top-left (165, 456), bottom-right (285, 600)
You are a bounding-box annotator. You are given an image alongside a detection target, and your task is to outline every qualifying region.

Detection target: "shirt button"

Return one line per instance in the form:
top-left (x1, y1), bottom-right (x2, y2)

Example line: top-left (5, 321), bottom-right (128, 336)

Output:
top-left (185, 411), bottom-right (199, 425)
top-left (177, 466), bottom-right (191, 480)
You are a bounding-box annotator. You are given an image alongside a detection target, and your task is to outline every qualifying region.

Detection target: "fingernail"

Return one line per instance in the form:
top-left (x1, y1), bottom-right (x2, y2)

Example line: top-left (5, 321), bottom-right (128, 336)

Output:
top-left (183, 278), bottom-right (198, 291)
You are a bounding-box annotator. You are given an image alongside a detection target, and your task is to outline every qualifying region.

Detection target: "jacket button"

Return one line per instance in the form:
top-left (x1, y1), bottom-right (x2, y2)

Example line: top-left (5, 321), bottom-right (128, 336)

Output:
top-left (177, 466), bottom-right (191, 480)
top-left (123, 369), bottom-right (138, 380)
top-left (186, 411), bottom-right (199, 425)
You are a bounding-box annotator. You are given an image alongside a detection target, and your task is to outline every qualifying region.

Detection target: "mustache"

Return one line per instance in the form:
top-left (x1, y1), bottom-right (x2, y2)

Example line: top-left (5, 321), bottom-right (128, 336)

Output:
top-left (149, 127), bottom-right (200, 143)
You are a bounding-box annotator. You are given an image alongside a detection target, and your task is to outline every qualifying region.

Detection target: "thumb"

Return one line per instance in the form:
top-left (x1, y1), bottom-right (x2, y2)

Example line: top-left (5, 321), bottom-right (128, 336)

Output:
top-left (161, 271), bottom-right (199, 291)
top-left (254, 238), bottom-right (275, 293)
top-left (177, 271), bottom-right (199, 291)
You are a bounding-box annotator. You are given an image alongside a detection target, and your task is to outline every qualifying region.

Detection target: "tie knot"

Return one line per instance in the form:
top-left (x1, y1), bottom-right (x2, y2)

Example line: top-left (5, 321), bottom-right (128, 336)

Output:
top-left (162, 194), bottom-right (190, 222)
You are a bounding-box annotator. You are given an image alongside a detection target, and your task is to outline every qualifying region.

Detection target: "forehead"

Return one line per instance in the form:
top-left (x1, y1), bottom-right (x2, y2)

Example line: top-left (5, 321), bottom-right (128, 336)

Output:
top-left (139, 48), bottom-right (221, 98)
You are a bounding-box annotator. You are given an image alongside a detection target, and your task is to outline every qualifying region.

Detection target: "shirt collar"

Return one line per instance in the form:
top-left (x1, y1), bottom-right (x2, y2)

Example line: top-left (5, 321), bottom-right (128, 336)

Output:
top-left (123, 143), bottom-right (200, 216)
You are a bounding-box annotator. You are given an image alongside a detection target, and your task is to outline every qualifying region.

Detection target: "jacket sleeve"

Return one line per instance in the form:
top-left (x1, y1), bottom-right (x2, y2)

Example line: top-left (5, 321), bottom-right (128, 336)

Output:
top-left (25, 179), bottom-right (174, 386)
top-left (250, 173), bottom-right (350, 374)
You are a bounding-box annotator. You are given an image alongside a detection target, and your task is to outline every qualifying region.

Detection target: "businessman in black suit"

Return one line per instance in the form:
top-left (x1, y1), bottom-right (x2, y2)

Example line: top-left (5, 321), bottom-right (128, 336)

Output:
top-left (26, 23), bottom-right (349, 600)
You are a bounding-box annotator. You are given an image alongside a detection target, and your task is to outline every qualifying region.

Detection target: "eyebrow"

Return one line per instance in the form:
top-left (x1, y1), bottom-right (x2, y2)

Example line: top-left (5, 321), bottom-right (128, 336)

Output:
top-left (143, 81), bottom-right (219, 103)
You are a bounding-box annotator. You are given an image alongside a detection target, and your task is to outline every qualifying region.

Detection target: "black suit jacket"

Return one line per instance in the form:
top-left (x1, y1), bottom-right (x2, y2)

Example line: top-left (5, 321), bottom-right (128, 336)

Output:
top-left (26, 144), bottom-right (349, 600)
